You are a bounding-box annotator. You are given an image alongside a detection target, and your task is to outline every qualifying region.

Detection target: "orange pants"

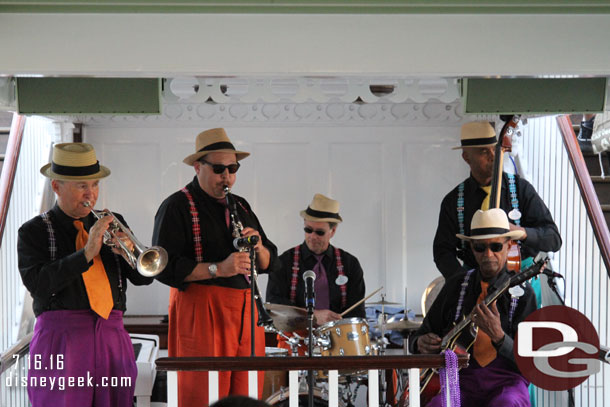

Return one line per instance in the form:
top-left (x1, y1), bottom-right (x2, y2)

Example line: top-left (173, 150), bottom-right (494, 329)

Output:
top-left (169, 284), bottom-right (265, 406)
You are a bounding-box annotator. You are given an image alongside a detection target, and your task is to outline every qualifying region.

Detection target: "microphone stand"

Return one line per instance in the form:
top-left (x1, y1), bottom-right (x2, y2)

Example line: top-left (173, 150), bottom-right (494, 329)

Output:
top-left (249, 248), bottom-right (256, 357)
top-left (305, 282), bottom-right (315, 407)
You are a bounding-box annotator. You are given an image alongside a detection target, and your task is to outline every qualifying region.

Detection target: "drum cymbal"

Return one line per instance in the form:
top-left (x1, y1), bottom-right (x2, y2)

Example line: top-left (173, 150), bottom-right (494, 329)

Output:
top-left (264, 303), bottom-right (308, 332)
top-left (384, 319), bottom-right (422, 331)
top-left (367, 299), bottom-right (401, 306)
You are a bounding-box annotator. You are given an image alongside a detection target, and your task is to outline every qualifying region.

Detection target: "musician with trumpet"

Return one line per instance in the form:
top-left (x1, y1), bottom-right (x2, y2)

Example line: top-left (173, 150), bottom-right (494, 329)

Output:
top-left (17, 143), bottom-right (153, 407)
top-left (411, 209), bottom-right (537, 407)
top-left (152, 128), bottom-right (278, 405)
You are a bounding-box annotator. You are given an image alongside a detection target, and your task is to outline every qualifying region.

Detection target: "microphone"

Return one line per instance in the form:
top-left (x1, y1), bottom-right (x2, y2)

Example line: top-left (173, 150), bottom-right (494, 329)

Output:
top-left (541, 269), bottom-right (564, 279)
top-left (233, 235), bottom-right (259, 250)
top-left (303, 270), bottom-right (316, 312)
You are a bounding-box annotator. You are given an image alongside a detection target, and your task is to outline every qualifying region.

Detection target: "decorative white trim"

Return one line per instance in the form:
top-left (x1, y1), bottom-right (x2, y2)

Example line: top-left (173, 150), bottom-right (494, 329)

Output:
top-left (165, 77), bottom-right (461, 104)
top-left (53, 100), bottom-right (464, 127)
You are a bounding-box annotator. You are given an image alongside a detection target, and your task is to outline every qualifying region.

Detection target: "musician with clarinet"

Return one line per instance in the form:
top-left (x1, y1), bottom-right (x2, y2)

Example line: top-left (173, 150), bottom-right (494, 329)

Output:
top-left (411, 208), bottom-right (538, 407)
top-left (152, 128), bottom-right (278, 404)
top-left (17, 143), bottom-right (153, 407)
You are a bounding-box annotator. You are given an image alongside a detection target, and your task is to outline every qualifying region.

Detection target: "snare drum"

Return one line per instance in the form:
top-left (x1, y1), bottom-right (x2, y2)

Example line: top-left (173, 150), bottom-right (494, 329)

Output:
top-left (262, 347), bottom-right (288, 401)
top-left (316, 317), bottom-right (372, 378)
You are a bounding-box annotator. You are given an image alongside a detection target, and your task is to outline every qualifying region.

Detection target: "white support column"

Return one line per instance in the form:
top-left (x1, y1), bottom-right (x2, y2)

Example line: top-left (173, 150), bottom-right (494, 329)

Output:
top-left (368, 369), bottom-right (379, 407)
top-left (209, 371), bottom-right (219, 405)
top-left (409, 368), bottom-right (420, 407)
top-left (289, 370), bottom-right (299, 407)
top-left (248, 370), bottom-right (258, 399)
top-left (329, 370), bottom-right (339, 407)
top-left (167, 371), bottom-right (178, 407)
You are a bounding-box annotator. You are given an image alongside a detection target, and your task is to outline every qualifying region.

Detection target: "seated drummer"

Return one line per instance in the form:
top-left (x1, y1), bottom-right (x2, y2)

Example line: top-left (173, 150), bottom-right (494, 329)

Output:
top-left (410, 208), bottom-right (537, 407)
top-left (266, 194), bottom-right (366, 350)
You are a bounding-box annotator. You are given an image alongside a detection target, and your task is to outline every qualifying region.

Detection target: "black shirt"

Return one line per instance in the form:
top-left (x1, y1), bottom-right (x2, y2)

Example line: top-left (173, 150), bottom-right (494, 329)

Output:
top-left (409, 267), bottom-right (537, 369)
top-left (266, 243), bottom-right (366, 318)
top-left (152, 177), bottom-right (278, 291)
top-left (17, 204), bottom-right (153, 317)
top-left (433, 173), bottom-right (562, 278)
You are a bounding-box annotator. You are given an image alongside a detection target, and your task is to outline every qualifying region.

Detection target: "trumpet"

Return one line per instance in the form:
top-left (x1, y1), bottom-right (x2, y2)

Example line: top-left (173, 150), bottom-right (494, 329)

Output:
top-left (84, 202), bottom-right (168, 277)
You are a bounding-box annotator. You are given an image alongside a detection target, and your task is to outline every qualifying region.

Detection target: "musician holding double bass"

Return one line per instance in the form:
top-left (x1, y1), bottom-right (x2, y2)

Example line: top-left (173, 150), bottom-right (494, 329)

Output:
top-left (152, 128), bottom-right (278, 404)
top-left (17, 143), bottom-right (153, 407)
top-left (433, 121), bottom-right (561, 279)
top-left (411, 208), bottom-right (537, 407)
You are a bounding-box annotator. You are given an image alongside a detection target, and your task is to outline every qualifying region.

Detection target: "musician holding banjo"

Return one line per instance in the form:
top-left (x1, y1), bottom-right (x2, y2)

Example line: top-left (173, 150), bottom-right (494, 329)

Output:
top-left (433, 121), bottom-right (561, 279)
top-left (266, 193), bottom-right (366, 352)
top-left (411, 208), bottom-right (538, 407)
top-left (17, 143), bottom-right (153, 407)
top-left (152, 128), bottom-right (278, 404)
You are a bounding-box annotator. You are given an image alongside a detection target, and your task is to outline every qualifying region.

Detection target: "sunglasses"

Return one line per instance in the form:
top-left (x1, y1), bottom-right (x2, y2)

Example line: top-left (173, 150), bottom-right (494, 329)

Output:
top-left (200, 160), bottom-right (240, 174)
top-left (304, 227), bottom-right (327, 236)
top-left (472, 242), bottom-right (505, 253)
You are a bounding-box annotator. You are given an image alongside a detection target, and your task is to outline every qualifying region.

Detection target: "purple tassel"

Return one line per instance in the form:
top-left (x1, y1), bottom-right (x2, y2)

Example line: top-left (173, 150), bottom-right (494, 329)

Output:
top-left (439, 349), bottom-right (460, 407)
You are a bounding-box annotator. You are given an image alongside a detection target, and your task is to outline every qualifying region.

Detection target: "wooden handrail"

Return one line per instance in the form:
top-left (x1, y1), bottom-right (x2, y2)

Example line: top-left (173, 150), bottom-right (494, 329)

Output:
top-left (155, 354), bottom-right (469, 372)
top-left (0, 113), bottom-right (26, 248)
top-left (557, 115), bottom-right (610, 277)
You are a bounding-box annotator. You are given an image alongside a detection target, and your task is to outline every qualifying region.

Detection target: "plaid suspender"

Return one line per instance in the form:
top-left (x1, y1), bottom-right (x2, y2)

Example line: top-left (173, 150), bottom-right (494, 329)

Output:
top-left (181, 187), bottom-right (203, 263)
top-left (41, 211), bottom-right (57, 261)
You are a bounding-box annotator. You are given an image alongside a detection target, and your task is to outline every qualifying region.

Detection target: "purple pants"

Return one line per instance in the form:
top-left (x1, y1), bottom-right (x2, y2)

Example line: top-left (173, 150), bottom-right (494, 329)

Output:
top-left (427, 357), bottom-right (530, 407)
top-left (28, 310), bottom-right (137, 407)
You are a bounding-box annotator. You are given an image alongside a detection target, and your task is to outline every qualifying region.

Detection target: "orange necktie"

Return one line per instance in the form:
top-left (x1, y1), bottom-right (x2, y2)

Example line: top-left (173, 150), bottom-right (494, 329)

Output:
top-left (473, 281), bottom-right (497, 366)
top-left (74, 220), bottom-right (113, 319)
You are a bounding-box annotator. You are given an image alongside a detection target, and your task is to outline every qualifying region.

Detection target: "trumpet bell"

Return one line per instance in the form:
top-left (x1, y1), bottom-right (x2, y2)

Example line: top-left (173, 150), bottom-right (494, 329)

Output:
top-left (136, 246), bottom-right (168, 277)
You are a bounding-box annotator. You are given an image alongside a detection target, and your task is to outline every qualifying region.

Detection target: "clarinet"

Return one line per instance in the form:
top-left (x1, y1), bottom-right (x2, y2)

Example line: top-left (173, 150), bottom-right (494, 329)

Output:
top-left (223, 186), bottom-right (274, 327)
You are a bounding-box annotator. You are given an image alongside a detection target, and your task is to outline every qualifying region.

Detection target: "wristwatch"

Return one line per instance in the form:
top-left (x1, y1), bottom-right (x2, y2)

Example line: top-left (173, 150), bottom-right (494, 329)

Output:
top-left (208, 263), bottom-right (218, 278)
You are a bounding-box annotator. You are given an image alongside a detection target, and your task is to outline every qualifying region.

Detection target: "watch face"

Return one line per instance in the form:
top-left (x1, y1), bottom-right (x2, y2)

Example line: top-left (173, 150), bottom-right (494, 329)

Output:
top-left (209, 264), bottom-right (217, 275)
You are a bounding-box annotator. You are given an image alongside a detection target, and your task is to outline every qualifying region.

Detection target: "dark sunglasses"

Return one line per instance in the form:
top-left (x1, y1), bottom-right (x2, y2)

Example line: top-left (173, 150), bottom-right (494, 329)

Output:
top-left (304, 227), bottom-right (327, 236)
top-left (200, 160), bottom-right (240, 174)
top-left (472, 242), bottom-right (505, 253)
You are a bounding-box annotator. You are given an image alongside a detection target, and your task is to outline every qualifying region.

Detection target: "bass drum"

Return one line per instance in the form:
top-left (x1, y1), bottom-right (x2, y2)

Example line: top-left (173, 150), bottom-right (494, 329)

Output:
top-left (266, 386), bottom-right (346, 407)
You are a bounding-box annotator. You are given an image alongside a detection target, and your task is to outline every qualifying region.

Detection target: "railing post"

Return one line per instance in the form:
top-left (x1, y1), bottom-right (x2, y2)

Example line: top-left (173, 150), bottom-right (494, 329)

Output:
top-left (329, 369), bottom-right (339, 407)
top-left (248, 370), bottom-right (257, 399)
top-left (167, 371), bottom-right (178, 407)
top-left (208, 371), bottom-right (219, 404)
top-left (368, 369), bottom-right (379, 407)
top-left (409, 368), bottom-right (420, 407)
top-left (288, 370), bottom-right (298, 407)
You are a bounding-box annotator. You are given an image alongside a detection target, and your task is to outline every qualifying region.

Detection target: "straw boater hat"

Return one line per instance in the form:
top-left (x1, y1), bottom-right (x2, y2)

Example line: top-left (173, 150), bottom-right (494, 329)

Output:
top-left (183, 128), bottom-right (250, 166)
top-left (452, 121), bottom-right (497, 150)
top-left (300, 193), bottom-right (343, 223)
top-left (456, 208), bottom-right (525, 241)
top-left (40, 143), bottom-right (111, 180)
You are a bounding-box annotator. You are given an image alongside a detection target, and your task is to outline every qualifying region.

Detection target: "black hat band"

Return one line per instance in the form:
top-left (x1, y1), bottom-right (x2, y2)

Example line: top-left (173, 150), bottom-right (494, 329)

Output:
top-left (470, 227), bottom-right (509, 236)
top-left (461, 136), bottom-right (497, 147)
top-left (51, 161), bottom-right (100, 176)
top-left (198, 141), bottom-right (236, 153)
top-left (305, 207), bottom-right (341, 220)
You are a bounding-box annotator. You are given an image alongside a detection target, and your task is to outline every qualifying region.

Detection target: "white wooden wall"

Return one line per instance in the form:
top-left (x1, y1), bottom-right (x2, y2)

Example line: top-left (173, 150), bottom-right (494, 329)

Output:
top-left (85, 124), bottom-right (468, 315)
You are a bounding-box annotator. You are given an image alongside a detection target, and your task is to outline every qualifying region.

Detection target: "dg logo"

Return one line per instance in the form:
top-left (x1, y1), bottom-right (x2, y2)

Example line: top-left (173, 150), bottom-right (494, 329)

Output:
top-left (514, 305), bottom-right (600, 391)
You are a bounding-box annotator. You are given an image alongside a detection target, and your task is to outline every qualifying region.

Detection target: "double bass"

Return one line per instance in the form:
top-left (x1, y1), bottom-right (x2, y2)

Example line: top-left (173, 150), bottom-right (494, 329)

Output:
top-left (489, 115), bottom-right (522, 272)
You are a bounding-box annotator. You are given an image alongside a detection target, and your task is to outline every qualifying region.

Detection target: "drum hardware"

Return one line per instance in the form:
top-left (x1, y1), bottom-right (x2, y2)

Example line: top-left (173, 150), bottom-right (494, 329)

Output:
top-left (84, 202), bottom-right (168, 277)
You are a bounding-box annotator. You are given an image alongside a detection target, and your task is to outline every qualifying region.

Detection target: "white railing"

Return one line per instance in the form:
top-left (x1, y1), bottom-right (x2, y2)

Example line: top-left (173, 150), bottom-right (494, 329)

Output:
top-left (0, 115), bottom-right (56, 407)
top-left (521, 116), bottom-right (609, 407)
